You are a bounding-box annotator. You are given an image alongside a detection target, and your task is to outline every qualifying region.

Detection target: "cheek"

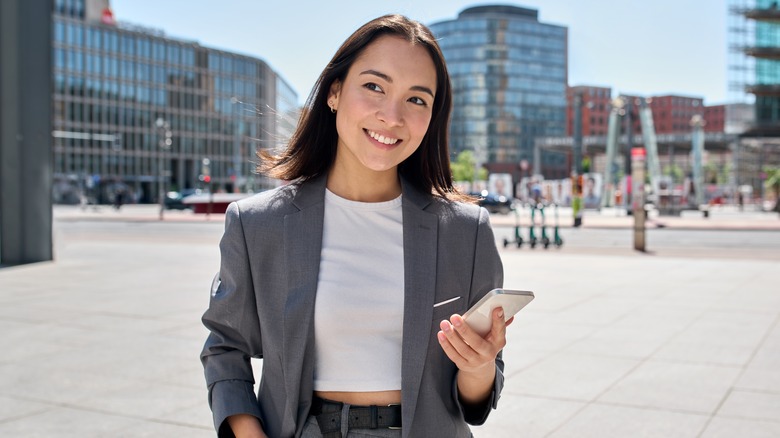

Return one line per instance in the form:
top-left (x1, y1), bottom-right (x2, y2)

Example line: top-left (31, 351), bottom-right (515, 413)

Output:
top-left (409, 114), bottom-right (433, 142)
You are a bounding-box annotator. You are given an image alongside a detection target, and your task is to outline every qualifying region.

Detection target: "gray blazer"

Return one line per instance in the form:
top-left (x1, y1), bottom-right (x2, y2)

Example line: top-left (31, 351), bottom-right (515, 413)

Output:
top-left (201, 175), bottom-right (504, 438)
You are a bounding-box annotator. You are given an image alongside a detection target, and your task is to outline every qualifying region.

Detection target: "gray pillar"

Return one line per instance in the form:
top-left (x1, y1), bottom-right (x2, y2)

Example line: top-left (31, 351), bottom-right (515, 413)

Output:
top-left (0, 0), bottom-right (53, 266)
top-left (573, 92), bottom-right (583, 175)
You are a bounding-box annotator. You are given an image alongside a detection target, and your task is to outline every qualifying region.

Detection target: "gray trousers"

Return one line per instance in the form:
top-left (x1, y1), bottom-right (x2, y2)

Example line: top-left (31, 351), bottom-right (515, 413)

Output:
top-left (300, 403), bottom-right (402, 438)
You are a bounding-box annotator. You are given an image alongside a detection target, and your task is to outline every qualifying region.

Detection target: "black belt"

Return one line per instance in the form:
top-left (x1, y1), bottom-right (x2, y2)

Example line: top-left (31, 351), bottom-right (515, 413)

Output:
top-left (310, 396), bottom-right (402, 437)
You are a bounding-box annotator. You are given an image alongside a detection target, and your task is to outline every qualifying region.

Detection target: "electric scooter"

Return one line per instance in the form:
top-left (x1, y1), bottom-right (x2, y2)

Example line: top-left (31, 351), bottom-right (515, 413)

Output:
top-left (538, 203), bottom-right (551, 249)
top-left (502, 203), bottom-right (523, 248)
top-left (528, 203), bottom-right (538, 249)
top-left (552, 203), bottom-right (564, 248)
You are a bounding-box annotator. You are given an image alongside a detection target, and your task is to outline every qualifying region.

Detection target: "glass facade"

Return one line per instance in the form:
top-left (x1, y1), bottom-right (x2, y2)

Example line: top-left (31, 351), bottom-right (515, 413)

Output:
top-left (52, 0), bottom-right (297, 204)
top-left (754, 16), bottom-right (780, 128)
top-left (430, 5), bottom-right (568, 177)
top-left (733, 0), bottom-right (780, 134)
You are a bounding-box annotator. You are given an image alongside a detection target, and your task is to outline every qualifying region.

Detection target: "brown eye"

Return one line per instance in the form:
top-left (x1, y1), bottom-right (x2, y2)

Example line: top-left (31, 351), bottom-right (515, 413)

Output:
top-left (409, 96), bottom-right (427, 106)
top-left (364, 83), bottom-right (383, 93)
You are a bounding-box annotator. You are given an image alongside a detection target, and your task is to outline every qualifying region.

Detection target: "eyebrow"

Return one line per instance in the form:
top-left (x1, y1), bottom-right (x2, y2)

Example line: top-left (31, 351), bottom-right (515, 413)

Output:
top-left (359, 69), bottom-right (435, 98)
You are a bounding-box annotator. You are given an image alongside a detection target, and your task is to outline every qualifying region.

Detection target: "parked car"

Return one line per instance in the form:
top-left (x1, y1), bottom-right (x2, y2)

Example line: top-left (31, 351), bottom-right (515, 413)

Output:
top-left (470, 190), bottom-right (513, 214)
top-left (164, 188), bottom-right (203, 210)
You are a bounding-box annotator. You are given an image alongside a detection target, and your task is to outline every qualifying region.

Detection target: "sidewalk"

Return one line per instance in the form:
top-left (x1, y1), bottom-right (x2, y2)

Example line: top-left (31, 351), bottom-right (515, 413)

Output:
top-left (53, 203), bottom-right (780, 231)
top-left (490, 205), bottom-right (780, 231)
top-left (0, 212), bottom-right (778, 437)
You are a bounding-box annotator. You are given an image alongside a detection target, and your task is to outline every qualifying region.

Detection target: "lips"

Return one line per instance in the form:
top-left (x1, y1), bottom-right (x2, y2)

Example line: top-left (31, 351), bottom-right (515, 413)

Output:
top-left (366, 129), bottom-right (400, 146)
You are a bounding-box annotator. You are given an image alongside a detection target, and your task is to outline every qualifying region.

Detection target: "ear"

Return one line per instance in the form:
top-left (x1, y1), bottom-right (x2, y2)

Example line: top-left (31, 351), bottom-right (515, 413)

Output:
top-left (328, 80), bottom-right (342, 110)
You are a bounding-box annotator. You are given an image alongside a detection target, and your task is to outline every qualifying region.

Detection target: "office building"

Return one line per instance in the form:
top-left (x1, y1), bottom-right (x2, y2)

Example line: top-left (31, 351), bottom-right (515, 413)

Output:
top-left (52, 0), bottom-right (298, 204)
top-left (429, 5), bottom-right (569, 179)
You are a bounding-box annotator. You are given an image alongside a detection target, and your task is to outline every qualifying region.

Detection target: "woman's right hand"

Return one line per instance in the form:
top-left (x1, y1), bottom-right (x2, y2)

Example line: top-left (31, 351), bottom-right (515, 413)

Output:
top-left (227, 414), bottom-right (267, 438)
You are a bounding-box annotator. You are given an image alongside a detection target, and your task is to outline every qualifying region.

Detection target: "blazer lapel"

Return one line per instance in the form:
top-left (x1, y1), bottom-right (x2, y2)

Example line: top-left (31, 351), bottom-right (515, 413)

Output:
top-left (282, 176), bottom-right (327, 432)
top-left (400, 180), bottom-right (438, 435)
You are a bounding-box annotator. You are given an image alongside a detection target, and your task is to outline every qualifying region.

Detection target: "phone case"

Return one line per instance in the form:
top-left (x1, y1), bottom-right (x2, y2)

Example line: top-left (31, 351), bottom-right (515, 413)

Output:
top-left (463, 289), bottom-right (534, 336)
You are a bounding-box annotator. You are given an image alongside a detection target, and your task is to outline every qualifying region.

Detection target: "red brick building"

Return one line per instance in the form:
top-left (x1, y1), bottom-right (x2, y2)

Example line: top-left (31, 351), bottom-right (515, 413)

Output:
top-left (567, 89), bottom-right (726, 136)
top-left (703, 104), bottom-right (726, 133)
top-left (648, 95), bottom-right (705, 133)
top-left (566, 86), bottom-right (612, 136)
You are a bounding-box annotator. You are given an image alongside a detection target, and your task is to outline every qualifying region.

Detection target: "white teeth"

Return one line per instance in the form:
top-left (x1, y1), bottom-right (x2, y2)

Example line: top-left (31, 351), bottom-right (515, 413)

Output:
top-left (368, 130), bottom-right (399, 145)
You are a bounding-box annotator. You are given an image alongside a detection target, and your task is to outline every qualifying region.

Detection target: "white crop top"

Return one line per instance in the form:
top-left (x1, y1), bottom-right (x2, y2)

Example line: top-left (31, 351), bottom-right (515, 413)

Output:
top-left (313, 189), bottom-right (404, 392)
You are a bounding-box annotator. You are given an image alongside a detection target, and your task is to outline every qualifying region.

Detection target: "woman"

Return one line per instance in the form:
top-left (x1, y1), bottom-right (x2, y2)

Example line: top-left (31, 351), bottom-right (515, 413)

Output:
top-left (201, 14), bottom-right (508, 438)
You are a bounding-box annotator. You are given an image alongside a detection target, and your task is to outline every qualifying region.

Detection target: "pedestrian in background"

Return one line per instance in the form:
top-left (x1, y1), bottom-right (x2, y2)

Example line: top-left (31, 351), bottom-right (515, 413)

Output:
top-left (201, 14), bottom-right (508, 438)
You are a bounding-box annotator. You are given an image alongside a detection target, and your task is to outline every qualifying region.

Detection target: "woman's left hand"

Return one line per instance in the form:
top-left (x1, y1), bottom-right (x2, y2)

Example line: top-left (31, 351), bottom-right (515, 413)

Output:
top-left (438, 306), bottom-right (512, 373)
top-left (437, 307), bottom-right (514, 404)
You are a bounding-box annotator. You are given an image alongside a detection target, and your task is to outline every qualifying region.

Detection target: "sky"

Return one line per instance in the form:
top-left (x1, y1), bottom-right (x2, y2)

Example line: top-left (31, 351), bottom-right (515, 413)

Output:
top-left (110, 0), bottom-right (729, 106)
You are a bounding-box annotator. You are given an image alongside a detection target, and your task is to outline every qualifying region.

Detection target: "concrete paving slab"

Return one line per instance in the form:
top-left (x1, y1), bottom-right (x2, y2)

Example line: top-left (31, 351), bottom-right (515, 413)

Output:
top-left (110, 420), bottom-right (214, 438)
top-left (597, 360), bottom-right (742, 414)
top-left (0, 406), bottom-right (141, 438)
top-left (507, 351), bottom-right (640, 401)
top-left (472, 395), bottom-right (585, 438)
top-left (653, 311), bottom-right (776, 367)
top-left (717, 389), bottom-right (780, 422)
top-left (699, 417), bottom-right (780, 438)
top-left (548, 404), bottom-right (709, 438)
top-left (1, 209), bottom-right (779, 436)
top-left (0, 394), bottom-right (51, 423)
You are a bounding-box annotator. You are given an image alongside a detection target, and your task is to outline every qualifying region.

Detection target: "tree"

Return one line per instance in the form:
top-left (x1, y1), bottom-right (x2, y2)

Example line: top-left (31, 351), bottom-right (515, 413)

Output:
top-left (451, 150), bottom-right (487, 182)
top-left (764, 166), bottom-right (780, 213)
top-left (663, 164), bottom-right (684, 184)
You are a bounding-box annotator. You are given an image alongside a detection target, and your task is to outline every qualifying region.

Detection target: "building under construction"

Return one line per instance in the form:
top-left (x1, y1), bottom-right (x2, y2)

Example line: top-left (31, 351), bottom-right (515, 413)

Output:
top-left (728, 0), bottom-right (780, 201)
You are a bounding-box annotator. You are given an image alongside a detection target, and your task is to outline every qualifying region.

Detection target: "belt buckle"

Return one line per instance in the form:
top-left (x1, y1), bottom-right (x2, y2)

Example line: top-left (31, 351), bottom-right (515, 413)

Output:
top-left (387, 404), bottom-right (401, 430)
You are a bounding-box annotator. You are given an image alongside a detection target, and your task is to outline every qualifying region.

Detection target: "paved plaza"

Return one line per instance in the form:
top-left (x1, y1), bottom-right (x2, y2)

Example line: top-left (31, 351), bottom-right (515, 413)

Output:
top-left (0, 205), bottom-right (778, 437)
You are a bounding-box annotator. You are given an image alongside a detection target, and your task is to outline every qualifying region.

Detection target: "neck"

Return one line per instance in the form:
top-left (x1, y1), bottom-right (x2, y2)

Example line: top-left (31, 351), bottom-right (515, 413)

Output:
top-left (327, 167), bottom-right (402, 203)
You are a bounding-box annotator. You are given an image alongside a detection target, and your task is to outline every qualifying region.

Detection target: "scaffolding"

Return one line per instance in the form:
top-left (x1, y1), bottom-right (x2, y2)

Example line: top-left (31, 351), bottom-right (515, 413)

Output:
top-left (728, 0), bottom-right (756, 104)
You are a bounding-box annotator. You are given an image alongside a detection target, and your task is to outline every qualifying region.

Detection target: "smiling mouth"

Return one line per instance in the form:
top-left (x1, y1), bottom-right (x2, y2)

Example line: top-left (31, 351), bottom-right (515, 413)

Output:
top-left (366, 129), bottom-right (400, 146)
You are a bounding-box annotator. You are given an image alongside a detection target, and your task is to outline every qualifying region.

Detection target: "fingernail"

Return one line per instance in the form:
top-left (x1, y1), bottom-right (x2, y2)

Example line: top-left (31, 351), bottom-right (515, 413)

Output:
top-left (452, 317), bottom-right (462, 327)
top-left (437, 332), bottom-right (446, 342)
top-left (441, 322), bottom-right (452, 333)
top-left (497, 310), bottom-right (504, 319)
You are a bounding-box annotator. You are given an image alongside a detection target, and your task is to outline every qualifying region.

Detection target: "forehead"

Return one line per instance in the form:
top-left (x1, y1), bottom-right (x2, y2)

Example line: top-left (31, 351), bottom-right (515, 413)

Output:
top-left (348, 35), bottom-right (437, 88)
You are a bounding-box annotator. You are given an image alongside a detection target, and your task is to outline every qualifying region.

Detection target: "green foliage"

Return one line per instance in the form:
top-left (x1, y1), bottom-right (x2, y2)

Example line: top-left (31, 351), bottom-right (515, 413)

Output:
top-left (451, 151), bottom-right (487, 182)
top-left (765, 166), bottom-right (780, 196)
top-left (703, 162), bottom-right (732, 185)
top-left (663, 164), bottom-right (684, 183)
top-left (581, 156), bottom-right (591, 173)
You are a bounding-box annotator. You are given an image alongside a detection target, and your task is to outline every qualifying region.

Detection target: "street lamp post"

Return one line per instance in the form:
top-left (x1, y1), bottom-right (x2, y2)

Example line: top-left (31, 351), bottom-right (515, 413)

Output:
top-left (155, 118), bottom-right (172, 220)
top-left (623, 97), bottom-right (636, 215)
top-left (572, 91), bottom-right (584, 227)
top-left (231, 97), bottom-right (242, 193)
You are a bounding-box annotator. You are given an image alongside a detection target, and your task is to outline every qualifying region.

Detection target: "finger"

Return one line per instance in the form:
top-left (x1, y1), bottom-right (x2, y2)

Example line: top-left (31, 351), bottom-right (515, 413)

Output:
top-left (437, 330), bottom-right (467, 367)
top-left (451, 315), bottom-right (501, 361)
top-left (437, 325), bottom-right (475, 369)
top-left (440, 319), bottom-right (481, 362)
top-left (487, 307), bottom-right (508, 349)
top-left (450, 315), bottom-right (485, 346)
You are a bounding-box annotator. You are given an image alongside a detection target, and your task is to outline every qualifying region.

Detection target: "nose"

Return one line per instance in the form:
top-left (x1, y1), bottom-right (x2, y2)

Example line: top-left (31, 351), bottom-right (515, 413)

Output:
top-left (377, 99), bottom-right (404, 127)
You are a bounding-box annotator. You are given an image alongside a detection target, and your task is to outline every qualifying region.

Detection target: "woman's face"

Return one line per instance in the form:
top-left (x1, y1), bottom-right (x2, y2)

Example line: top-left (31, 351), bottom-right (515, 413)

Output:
top-left (328, 35), bottom-right (437, 177)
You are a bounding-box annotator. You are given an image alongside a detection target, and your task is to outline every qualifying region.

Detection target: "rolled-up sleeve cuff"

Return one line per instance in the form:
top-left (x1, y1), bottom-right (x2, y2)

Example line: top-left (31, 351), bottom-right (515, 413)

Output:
top-left (453, 364), bottom-right (505, 425)
top-left (209, 380), bottom-right (263, 437)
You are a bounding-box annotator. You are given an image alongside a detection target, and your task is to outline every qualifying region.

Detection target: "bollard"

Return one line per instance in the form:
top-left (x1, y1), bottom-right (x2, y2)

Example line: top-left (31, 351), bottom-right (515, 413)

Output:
top-left (631, 148), bottom-right (646, 252)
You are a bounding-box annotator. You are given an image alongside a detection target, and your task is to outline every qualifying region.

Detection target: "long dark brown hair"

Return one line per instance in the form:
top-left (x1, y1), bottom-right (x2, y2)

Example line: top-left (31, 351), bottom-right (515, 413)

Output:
top-left (258, 14), bottom-right (466, 200)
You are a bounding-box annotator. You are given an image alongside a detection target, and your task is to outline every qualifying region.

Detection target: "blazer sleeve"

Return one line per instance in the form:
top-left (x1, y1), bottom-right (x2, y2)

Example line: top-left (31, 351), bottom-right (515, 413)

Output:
top-left (455, 206), bottom-right (505, 425)
top-left (200, 202), bottom-right (264, 436)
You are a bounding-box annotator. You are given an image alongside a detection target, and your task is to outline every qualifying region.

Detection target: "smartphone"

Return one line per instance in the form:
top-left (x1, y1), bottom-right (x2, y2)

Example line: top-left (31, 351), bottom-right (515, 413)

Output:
top-left (463, 289), bottom-right (534, 336)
